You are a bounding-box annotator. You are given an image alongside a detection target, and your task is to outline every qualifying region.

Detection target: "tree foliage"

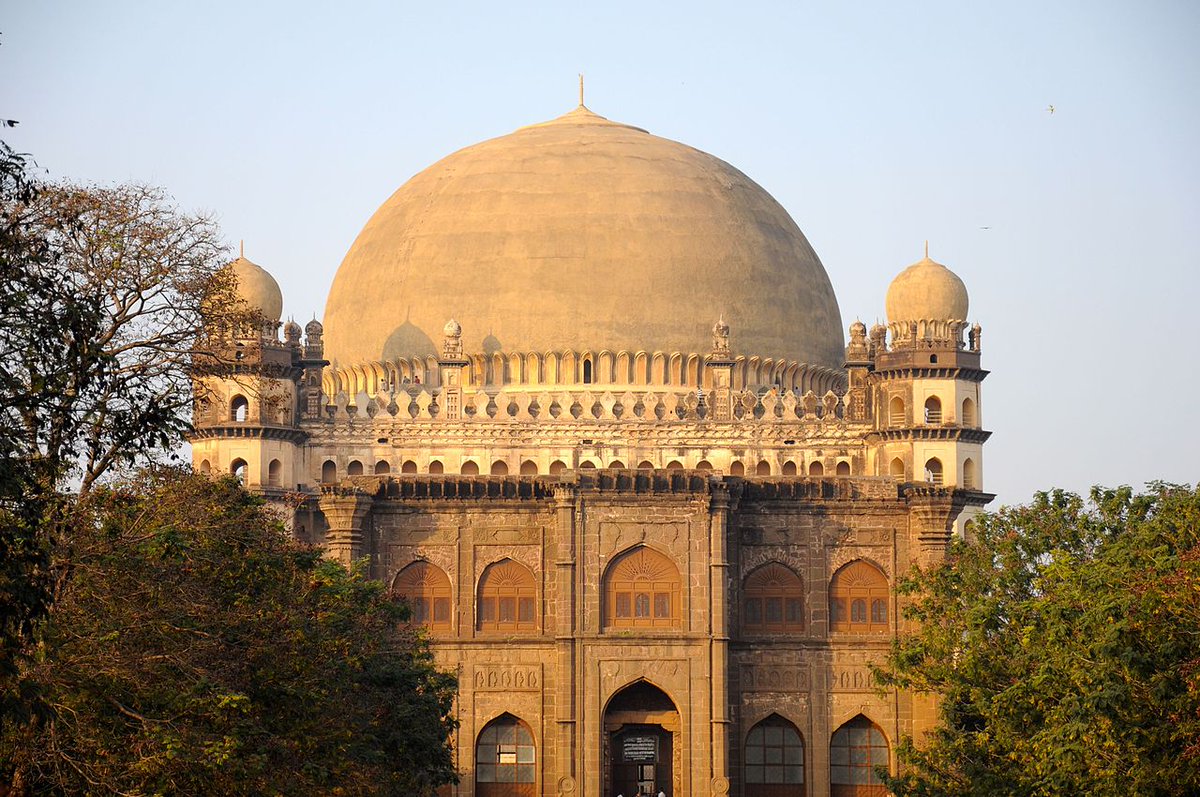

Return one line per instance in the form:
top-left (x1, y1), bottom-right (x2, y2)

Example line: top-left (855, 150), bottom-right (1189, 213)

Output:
top-left (875, 484), bottom-right (1200, 797)
top-left (1, 470), bottom-right (458, 796)
top-left (0, 150), bottom-right (244, 710)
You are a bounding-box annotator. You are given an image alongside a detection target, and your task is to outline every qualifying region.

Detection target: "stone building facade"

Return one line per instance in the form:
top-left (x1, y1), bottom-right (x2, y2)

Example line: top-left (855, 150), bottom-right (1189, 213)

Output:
top-left (192, 101), bottom-right (992, 797)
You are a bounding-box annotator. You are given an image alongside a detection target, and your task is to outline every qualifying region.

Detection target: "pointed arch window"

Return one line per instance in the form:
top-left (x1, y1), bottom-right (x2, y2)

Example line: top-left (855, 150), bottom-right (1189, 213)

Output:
top-left (924, 395), bottom-right (942, 424)
top-left (476, 714), bottom-right (536, 793)
top-left (961, 396), bottom-right (977, 427)
top-left (745, 714), bottom-right (805, 794)
top-left (230, 395), bottom-right (249, 422)
top-left (830, 715), bottom-right (889, 796)
top-left (924, 457), bottom-right (943, 485)
top-left (743, 563), bottom-right (804, 634)
top-left (393, 561), bottom-right (452, 632)
top-left (604, 547), bottom-right (681, 630)
top-left (963, 458), bottom-right (977, 489)
top-left (478, 559), bottom-right (538, 633)
top-left (829, 561), bottom-right (889, 633)
top-left (888, 396), bottom-right (905, 427)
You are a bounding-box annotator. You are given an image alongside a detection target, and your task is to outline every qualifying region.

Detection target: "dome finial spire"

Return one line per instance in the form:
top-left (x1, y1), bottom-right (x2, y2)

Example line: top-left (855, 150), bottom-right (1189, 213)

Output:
top-left (924, 240), bottom-right (929, 259)
top-left (240, 239), bottom-right (244, 258)
top-left (578, 73), bottom-right (585, 107)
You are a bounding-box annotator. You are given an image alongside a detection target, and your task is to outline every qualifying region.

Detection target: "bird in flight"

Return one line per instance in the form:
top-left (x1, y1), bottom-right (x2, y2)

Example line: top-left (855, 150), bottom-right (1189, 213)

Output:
top-left (979, 226), bottom-right (992, 230)
top-left (1047, 105), bottom-right (1055, 114)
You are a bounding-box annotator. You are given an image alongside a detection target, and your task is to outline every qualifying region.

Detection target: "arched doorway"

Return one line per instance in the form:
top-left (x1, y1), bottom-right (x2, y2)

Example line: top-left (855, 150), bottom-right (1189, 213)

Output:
top-left (604, 681), bottom-right (679, 797)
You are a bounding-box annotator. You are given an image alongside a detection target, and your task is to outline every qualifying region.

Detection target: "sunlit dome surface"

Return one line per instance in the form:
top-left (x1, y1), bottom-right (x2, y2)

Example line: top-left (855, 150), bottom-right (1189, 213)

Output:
top-left (323, 105), bottom-right (844, 368)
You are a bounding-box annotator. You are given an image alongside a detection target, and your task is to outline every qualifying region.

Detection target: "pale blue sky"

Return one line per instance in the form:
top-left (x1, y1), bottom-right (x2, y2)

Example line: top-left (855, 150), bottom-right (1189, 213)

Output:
top-left (4, 1), bottom-right (1198, 506)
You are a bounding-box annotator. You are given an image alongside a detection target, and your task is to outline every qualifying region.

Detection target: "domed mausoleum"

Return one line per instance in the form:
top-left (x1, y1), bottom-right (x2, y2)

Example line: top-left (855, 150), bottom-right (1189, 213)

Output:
top-left (192, 101), bottom-right (994, 797)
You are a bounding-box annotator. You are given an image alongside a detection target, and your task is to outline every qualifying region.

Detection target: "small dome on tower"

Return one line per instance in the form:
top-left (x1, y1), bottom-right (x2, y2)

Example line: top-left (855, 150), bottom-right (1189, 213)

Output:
top-left (305, 318), bottom-right (323, 337)
top-left (284, 319), bottom-right (302, 343)
top-left (885, 248), bottom-right (969, 323)
top-left (443, 318), bottom-right (462, 337)
top-left (229, 251), bottom-right (283, 323)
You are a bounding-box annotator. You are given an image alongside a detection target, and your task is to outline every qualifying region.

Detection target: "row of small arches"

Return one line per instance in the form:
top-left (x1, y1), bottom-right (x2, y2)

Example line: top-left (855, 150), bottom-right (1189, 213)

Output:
top-left (393, 552), bottom-right (890, 636)
top-left (470, 711), bottom-right (888, 795)
top-left (888, 394), bottom-right (976, 427)
top-left (321, 458), bottom-right (853, 481)
top-left (888, 456), bottom-right (978, 488)
top-left (324, 350), bottom-right (843, 396)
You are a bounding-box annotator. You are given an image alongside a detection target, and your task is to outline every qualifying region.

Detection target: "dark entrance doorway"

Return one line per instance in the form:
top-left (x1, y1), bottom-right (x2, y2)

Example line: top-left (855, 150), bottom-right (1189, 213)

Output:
top-left (604, 681), bottom-right (679, 797)
top-left (611, 724), bottom-right (672, 797)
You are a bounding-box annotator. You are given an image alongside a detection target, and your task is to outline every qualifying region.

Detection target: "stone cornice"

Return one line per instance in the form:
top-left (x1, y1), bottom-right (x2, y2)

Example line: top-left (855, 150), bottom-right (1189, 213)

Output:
top-left (875, 428), bottom-right (992, 444)
top-left (188, 425), bottom-right (309, 444)
top-left (871, 366), bottom-right (990, 381)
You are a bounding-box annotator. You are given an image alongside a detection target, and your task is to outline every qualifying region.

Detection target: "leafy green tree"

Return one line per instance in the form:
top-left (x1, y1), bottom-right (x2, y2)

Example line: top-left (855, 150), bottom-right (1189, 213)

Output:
top-left (875, 484), bottom-right (1200, 797)
top-left (1, 469), bottom-right (458, 796)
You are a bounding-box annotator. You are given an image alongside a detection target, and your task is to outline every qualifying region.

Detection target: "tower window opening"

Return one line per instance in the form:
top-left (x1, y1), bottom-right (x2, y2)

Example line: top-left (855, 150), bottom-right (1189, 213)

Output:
top-left (924, 396), bottom-right (942, 424)
top-left (267, 458), bottom-right (282, 486)
top-left (347, 460), bottom-right (364, 476)
top-left (374, 460), bottom-right (391, 475)
top-left (230, 458), bottom-right (248, 485)
top-left (888, 396), bottom-right (905, 427)
top-left (962, 396), bottom-right (977, 427)
top-left (889, 457), bottom-right (905, 480)
top-left (582, 358), bottom-right (593, 384)
top-left (924, 457), bottom-right (943, 485)
top-left (836, 460), bottom-right (851, 476)
top-left (230, 395), bottom-right (249, 423)
top-left (963, 457), bottom-right (977, 489)
top-left (808, 461), bottom-right (824, 476)
top-left (321, 460), bottom-right (336, 483)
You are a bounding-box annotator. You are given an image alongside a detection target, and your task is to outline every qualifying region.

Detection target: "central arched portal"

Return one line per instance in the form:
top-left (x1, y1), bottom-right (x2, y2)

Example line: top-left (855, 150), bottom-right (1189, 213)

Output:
top-left (604, 681), bottom-right (680, 797)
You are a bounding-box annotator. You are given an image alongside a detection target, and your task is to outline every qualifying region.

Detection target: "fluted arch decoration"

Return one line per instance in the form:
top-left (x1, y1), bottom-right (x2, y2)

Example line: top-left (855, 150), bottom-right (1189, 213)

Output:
top-left (477, 558), bottom-right (538, 633)
top-left (603, 546), bottom-right (681, 630)
top-left (392, 560), bottom-right (452, 632)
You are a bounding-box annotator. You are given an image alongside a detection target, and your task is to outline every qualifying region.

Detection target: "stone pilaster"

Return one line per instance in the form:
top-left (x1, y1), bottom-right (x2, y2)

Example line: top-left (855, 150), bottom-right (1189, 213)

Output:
top-left (553, 482), bottom-right (579, 791)
top-left (709, 481), bottom-right (732, 791)
top-left (317, 489), bottom-right (373, 566)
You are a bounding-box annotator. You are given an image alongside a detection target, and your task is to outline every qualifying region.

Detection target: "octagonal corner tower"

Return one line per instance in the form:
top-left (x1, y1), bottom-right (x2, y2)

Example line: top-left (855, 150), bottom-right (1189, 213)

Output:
top-left (323, 105), bottom-right (844, 370)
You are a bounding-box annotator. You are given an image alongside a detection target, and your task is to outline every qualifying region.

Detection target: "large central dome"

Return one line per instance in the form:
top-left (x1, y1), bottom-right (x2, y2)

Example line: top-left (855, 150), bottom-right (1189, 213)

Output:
top-left (323, 105), bottom-right (844, 369)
